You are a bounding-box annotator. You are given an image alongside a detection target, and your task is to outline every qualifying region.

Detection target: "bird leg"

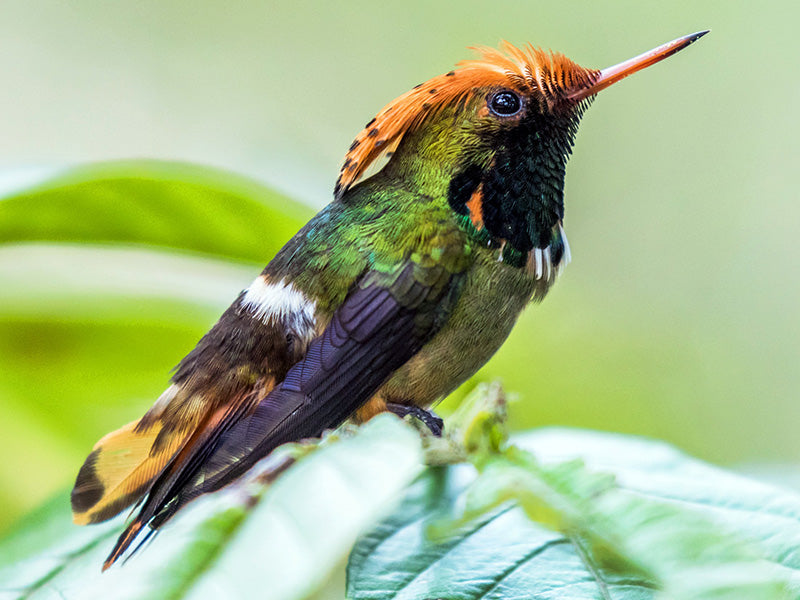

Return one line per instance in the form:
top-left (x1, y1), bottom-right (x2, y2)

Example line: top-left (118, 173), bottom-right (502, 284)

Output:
top-left (385, 403), bottom-right (444, 437)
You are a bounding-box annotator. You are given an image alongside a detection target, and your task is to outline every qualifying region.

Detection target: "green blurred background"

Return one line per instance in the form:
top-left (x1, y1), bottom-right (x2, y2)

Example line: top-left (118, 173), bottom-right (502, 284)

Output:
top-left (0, 1), bottom-right (798, 531)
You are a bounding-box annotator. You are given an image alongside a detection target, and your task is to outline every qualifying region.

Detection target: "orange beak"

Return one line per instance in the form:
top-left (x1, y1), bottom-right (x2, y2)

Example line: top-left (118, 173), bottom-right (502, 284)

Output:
top-left (567, 30), bottom-right (709, 102)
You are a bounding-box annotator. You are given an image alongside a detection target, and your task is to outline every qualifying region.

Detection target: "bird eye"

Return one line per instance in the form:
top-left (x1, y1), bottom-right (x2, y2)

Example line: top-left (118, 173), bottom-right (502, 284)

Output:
top-left (488, 91), bottom-right (522, 117)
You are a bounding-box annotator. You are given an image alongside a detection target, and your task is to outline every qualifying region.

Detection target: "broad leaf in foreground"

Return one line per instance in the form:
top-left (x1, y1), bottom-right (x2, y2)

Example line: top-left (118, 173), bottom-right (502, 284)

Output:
top-left (347, 387), bottom-right (800, 600)
top-left (0, 160), bottom-right (312, 264)
top-left (0, 161), bottom-right (311, 527)
top-left (2, 384), bottom-right (799, 600)
top-left (0, 415), bottom-right (422, 600)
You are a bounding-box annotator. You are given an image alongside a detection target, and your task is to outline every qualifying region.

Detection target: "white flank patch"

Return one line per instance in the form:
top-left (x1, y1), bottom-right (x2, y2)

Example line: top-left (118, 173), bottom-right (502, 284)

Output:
top-left (525, 224), bottom-right (571, 281)
top-left (242, 276), bottom-right (317, 335)
top-left (559, 223), bottom-right (572, 267)
top-left (543, 247), bottom-right (552, 280)
top-left (533, 248), bottom-right (544, 279)
top-left (494, 224), bottom-right (571, 282)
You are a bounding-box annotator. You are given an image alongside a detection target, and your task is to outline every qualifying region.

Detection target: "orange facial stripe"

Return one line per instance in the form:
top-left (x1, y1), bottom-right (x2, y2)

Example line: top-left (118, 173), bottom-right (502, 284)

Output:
top-left (466, 185), bottom-right (484, 230)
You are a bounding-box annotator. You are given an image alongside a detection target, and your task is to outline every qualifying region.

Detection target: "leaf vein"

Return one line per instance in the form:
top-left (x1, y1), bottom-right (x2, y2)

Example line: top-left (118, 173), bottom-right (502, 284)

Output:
top-left (19, 529), bottom-right (118, 599)
top-left (391, 504), bottom-right (517, 596)
top-left (474, 538), bottom-right (571, 599)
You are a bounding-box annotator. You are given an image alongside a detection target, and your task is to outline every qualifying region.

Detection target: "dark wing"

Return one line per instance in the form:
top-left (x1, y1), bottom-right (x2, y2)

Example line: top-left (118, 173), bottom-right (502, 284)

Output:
top-left (103, 257), bottom-right (464, 569)
top-left (72, 286), bottom-right (297, 526)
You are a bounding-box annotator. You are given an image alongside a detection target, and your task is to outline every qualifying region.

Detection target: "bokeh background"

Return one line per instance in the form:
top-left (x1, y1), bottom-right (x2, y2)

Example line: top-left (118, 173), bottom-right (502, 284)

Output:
top-left (0, 1), bottom-right (798, 531)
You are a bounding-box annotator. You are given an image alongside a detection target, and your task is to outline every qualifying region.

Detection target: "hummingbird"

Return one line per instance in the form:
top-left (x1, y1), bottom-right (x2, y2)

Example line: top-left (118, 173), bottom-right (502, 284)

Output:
top-left (71, 31), bottom-right (707, 569)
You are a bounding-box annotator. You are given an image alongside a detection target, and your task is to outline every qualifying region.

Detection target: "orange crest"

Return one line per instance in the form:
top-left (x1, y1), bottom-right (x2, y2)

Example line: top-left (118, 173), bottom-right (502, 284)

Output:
top-left (334, 41), bottom-right (599, 198)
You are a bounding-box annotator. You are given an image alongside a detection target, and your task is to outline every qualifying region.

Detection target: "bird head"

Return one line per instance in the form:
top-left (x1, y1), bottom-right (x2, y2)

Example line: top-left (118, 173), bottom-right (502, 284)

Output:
top-left (336, 32), bottom-right (707, 259)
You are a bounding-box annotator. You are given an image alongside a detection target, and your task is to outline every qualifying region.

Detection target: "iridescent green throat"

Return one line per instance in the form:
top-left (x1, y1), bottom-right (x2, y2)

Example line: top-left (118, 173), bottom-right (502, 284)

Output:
top-left (448, 103), bottom-right (590, 267)
top-left (367, 99), bottom-right (591, 269)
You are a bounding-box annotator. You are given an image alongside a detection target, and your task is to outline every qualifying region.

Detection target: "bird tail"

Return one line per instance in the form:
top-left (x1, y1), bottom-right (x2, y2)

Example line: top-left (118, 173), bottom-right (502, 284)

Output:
top-left (102, 520), bottom-right (144, 571)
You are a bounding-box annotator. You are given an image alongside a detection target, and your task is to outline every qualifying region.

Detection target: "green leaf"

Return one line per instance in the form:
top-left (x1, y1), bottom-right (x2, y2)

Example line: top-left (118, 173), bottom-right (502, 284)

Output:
top-left (0, 160), bottom-right (312, 264)
top-left (514, 430), bottom-right (800, 598)
top-left (0, 415), bottom-right (422, 600)
top-left (0, 244), bottom-right (254, 318)
top-left (0, 245), bottom-right (257, 529)
top-left (0, 161), bottom-right (312, 528)
top-left (348, 396), bottom-right (800, 599)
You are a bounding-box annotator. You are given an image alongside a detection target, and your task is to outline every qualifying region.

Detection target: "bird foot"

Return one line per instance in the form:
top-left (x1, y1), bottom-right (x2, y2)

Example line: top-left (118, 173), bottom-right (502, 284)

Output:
top-left (386, 403), bottom-right (444, 437)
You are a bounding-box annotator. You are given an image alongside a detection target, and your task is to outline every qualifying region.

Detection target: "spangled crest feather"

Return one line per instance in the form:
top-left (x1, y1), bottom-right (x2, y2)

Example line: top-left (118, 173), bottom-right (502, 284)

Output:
top-left (335, 41), bottom-right (599, 198)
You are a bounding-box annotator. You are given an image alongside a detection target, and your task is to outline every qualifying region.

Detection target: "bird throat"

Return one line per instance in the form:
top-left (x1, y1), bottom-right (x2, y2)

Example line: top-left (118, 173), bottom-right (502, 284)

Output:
top-left (447, 107), bottom-right (588, 268)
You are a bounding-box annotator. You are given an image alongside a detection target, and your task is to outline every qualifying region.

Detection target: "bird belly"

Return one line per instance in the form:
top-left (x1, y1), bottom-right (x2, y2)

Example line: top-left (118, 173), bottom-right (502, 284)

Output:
top-left (378, 254), bottom-right (541, 407)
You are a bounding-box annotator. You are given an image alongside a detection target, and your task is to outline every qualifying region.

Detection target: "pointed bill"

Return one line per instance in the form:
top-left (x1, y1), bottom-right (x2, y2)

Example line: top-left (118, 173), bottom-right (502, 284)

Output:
top-left (567, 30), bottom-right (709, 101)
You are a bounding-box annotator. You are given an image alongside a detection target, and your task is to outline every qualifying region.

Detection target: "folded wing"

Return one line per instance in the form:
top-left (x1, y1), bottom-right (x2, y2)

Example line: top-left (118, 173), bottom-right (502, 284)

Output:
top-left (103, 256), bottom-right (465, 569)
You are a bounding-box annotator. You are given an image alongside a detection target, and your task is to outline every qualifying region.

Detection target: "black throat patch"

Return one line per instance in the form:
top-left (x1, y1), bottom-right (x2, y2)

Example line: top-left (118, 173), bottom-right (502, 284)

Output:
top-left (448, 104), bottom-right (588, 263)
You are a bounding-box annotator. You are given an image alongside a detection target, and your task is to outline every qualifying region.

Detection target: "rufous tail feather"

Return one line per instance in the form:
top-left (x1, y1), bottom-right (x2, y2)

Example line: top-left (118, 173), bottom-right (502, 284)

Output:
top-left (71, 419), bottom-right (186, 525)
top-left (102, 520), bottom-right (144, 571)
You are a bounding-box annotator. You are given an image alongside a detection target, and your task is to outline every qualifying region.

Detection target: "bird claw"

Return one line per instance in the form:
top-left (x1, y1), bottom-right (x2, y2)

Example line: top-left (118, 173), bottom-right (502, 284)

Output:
top-left (386, 403), bottom-right (444, 437)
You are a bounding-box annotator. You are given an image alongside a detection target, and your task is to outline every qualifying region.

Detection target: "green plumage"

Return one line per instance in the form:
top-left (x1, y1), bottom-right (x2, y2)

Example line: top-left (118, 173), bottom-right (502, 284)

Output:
top-left (262, 93), bottom-right (580, 404)
top-left (75, 33), bottom-right (711, 568)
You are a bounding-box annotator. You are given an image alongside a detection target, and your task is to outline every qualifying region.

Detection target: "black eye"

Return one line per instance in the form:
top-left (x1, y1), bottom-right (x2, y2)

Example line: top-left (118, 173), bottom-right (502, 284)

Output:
top-left (489, 91), bottom-right (522, 116)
